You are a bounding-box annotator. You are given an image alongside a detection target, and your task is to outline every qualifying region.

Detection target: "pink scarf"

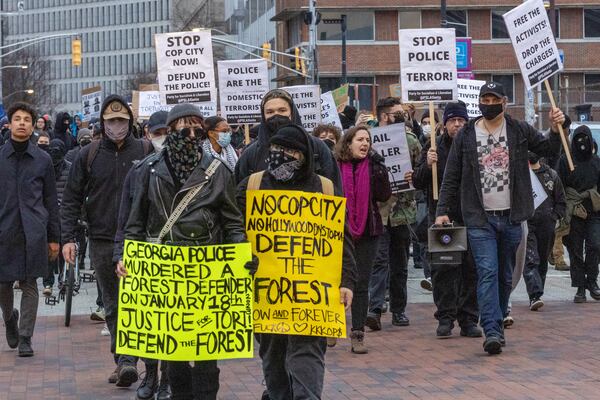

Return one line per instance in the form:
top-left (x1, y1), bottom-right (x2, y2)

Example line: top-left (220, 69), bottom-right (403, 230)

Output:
top-left (339, 158), bottom-right (371, 240)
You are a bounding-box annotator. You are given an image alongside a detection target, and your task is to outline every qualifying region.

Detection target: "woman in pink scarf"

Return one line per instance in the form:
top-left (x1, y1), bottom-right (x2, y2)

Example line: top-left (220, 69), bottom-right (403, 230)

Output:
top-left (335, 125), bottom-right (392, 354)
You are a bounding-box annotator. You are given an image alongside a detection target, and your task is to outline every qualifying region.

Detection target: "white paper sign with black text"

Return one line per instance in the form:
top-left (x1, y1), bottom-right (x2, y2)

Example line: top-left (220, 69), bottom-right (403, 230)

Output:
top-left (320, 91), bottom-right (343, 129)
top-left (503, 0), bottom-right (563, 89)
top-left (138, 91), bottom-right (173, 119)
top-left (530, 168), bottom-right (548, 210)
top-left (399, 28), bottom-right (457, 102)
top-left (155, 30), bottom-right (216, 105)
top-left (457, 79), bottom-right (486, 118)
top-left (218, 59), bottom-right (269, 124)
top-left (370, 124), bottom-right (413, 193)
top-left (281, 85), bottom-right (321, 132)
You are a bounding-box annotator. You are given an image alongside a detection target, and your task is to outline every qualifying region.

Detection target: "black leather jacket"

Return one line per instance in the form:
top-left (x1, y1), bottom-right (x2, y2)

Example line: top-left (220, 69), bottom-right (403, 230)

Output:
top-left (124, 150), bottom-right (246, 246)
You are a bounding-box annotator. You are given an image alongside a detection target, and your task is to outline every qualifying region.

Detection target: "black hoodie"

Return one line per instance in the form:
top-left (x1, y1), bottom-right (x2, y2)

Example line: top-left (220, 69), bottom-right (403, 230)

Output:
top-left (234, 92), bottom-right (342, 192)
top-left (52, 112), bottom-right (75, 151)
top-left (61, 95), bottom-right (152, 242)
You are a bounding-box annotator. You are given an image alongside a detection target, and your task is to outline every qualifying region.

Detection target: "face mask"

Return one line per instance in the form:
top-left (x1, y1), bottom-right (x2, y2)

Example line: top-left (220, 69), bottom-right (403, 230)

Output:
top-left (151, 136), bottom-right (166, 152)
top-left (79, 137), bottom-right (92, 147)
top-left (323, 138), bottom-right (336, 150)
top-left (216, 131), bottom-right (232, 148)
top-left (422, 124), bottom-right (432, 138)
top-left (49, 148), bottom-right (64, 166)
top-left (576, 136), bottom-right (590, 153)
top-left (268, 149), bottom-right (304, 182)
top-left (479, 103), bottom-right (504, 120)
top-left (528, 154), bottom-right (540, 164)
top-left (104, 119), bottom-right (129, 142)
top-left (389, 113), bottom-right (405, 124)
top-left (38, 144), bottom-right (49, 152)
top-left (266, 114), bottom-right (291, 133)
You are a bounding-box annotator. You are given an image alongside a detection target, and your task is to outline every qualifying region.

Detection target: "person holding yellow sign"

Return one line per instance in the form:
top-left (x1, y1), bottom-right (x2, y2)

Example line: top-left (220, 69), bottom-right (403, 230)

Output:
top-left (116, 103), bottom-right (258, 400)
top-left (237, 123), bottom-right (356, 400)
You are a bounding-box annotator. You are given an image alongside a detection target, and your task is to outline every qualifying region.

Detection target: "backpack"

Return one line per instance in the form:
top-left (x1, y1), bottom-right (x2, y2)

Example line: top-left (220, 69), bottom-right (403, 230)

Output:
top-left (247, 170), bottom-right (334, 196)
top-left (86, 138), bottom-right (152, 174)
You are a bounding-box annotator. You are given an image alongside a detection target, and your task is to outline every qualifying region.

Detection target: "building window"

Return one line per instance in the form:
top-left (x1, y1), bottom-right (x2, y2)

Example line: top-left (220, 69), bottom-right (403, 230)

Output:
top-left (398, 11), bottom-right (421, 30)
top-left (447, 10), bottom-right (467, 37)
top-left (490, 74), bottom-right (514, 104)
top-left (491, 10), bottom-right (509, 39)
top-left (584, 74), bottom-right (600, 103)
top-left (584, 9), bottom-right (600, 38)
top-left (318, 12), bottom-right (374, 41)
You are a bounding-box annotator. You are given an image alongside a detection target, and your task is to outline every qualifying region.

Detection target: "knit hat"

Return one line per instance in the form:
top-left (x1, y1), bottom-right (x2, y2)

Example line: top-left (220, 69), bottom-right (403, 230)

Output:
top-left (420, 109), bottom-right (439, 124)
top-left (148, 110), bottom-right (169, 134)
top-left (269, 124), bottom-right (309, 154)
top-left (443, 102), bottom-right (469, 126)
top-left (166, 104), bottom-right (204, 126)
top-left (77, 128), bottom-right (92, 142)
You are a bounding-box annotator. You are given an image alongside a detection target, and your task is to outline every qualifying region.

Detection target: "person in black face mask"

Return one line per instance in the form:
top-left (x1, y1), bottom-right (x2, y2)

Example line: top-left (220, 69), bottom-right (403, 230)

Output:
top-left (235, 88), bottom-right (342, 194)
top-left (558, 125), bottom-right (600, 303)
top-left (435, 81), bottom-right (568, 355)
top-left (65, 128), bottom-right (92, 163)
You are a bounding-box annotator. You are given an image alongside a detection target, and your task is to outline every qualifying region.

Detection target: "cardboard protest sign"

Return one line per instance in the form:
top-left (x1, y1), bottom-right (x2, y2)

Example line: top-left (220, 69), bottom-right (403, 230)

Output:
top-left (155, 30), bottom-right (216, 105)
top-left (246, 190), bottom-right (347, 338)
top-left (370, 124), bottom-right (413, 193)
top-left (117, 241), bottom-right (253, 361)
top-left (399, 28), bottom-right (457, 102)
top-left (81, 86), bottom-right (102, 122)
top-left (503, 0), bottom-right (563, 89)
top-left (218, 59), bottom-right (269, 125)
top-left (457, 79), bottom-right (486, 118)
top-left (320, 91), bottom-right (343, 129)
top-left (331, 84), bottom-right (349, 112)
top-left (530, 169), bottom-right (548, 210)
top-left (281, 85), bottom-right (321, 132)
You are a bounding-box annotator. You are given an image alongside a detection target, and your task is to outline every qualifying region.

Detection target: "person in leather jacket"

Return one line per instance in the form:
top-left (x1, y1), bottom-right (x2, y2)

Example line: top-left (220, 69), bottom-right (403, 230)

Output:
top-left (118, 104), bottom-right (257, 400)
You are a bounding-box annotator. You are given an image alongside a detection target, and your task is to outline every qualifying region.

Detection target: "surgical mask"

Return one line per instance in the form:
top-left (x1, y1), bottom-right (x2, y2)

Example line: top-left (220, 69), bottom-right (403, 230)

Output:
top-left (104, 119), bottom-right (129, 142)
top-left (422, 124), bottom-right (432, 138)
top-left (216, 131), bottom-right (232, 148)
top-left (151, 135), bottom-right (166, 152)
top-left (479, 103), bottom-right (504, 120)
top-left (268, 149), bottom-right (303, 182)
top-left (266, 114), bottom-right (291, 133)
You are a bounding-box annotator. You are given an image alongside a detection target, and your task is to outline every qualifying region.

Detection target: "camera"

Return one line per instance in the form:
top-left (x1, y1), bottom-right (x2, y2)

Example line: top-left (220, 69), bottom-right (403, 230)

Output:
top-left (427, 223), bottom-right (467, 265)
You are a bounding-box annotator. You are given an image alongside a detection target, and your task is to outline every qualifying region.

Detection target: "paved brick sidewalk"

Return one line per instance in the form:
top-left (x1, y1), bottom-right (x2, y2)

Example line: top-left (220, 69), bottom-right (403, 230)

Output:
top-left (1, 301), bottom-right (599, 400)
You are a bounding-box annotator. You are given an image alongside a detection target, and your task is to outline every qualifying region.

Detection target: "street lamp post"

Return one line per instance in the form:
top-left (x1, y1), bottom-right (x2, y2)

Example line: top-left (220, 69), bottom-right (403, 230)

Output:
top-left (3, 88), bottom-right (33, 101)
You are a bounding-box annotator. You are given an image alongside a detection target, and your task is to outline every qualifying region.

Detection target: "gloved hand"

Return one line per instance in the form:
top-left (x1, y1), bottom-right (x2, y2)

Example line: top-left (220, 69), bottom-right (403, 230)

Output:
top-left (244, 255), bottom-right (259, 275)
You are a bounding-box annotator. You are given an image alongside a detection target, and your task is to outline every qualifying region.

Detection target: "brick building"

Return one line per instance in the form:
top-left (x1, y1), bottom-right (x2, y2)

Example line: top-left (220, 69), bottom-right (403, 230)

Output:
top-left (272, 0), bottom-right (600, 123)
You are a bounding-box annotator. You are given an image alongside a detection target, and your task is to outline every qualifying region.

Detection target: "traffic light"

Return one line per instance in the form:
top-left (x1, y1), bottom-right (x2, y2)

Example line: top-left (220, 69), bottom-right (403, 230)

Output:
top-left (294, 47), bottom-right (301, 71)
top-left (261, 42), bottom-right (272, 68)
top-left (72, 39), bottom-right (82, 66)
top-left (300, 48), bottom-right (307, 75)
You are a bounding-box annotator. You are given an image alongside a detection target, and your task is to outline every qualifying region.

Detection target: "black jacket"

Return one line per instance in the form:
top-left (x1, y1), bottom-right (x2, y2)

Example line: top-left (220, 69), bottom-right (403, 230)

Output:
top-left (234, 101), bottom-right (342, 193)
top-left (61, 95), bottom-right (152, 242)
top-left (65, 146), bottom-right (81, 163)
top-left (0, 140), bottom-right (60, 281)
top-left (436, 114), bottom-right (562, 227)
top-left (54, 159), bottom-right (71, 207)
top-left (124, 151), bottom-right (246, 249)
top-left (531, 163), bottom-right (566, 222)
top-left (52, 112), bottom-right (75, 151)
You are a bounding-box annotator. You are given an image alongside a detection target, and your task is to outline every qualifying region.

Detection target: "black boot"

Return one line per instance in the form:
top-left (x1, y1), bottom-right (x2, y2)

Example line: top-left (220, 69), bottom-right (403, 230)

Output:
top-left (17, 335), bottom-right (33, 357)
top-left (586, 282), bottom-right (600, 301)
top-left (574, 287), bottom-right (587, 303)
top-left (136, 363), bottom-right (158, 400)
top-left (157, 368), bottom-right (172, 400)
top-left (4, 309), bottom-right (19, 349)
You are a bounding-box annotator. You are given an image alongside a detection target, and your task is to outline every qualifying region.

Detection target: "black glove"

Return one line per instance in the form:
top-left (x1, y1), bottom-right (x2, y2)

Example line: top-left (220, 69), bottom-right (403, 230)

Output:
top-left (244, 255), bottom-right (259, 276)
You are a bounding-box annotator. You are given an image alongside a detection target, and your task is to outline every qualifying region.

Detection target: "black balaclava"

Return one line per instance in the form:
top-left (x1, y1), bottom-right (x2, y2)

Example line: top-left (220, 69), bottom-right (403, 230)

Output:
top-left (268, 124), bottom-right (310, 183)
top-left (48, 139), bottom-right (66, 167)
top-left (572, 126), bottom-right (593, 162)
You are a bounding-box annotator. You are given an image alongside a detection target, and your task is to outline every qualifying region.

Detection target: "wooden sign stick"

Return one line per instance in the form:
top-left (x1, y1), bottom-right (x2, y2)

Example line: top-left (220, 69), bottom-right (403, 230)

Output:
top-left (543, 79), bottom-right (574, 171)
top-left (429, 101), bottom-right (439, 200)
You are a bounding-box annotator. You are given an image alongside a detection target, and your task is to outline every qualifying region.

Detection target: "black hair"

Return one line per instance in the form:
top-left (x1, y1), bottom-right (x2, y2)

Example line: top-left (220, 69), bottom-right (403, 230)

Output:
top-left (7, 102), bottom-right (37, 123)
top-left (204, 116), bottom-right (226, 131)
top-left (376, 97), bottom-right (402, 120)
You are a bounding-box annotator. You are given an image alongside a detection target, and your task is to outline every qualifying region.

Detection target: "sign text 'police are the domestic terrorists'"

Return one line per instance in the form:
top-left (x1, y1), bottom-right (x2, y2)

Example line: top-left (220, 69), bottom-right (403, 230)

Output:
top-left (116, 241), bottom-right (253, 361)
top-left (370, 124), bottom-right (413, 193)
top-left (246, 190), bottom-right (348, 338)
top-left (399, 28), bottom-right (457, 102)
top-left (280, 85), bottom-right (322, 132)
top-left (155, 30), bottom-right (217, 105)
top-left (503, 0), bottom-right (563, 89)
top-left (218, 59), bottom-right (269, 125)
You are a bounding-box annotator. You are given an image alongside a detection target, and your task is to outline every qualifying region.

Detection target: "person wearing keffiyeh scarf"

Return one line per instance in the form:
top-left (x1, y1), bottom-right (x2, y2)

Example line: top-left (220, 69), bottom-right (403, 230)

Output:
top-left (201, 116), bottom-right (239, 171)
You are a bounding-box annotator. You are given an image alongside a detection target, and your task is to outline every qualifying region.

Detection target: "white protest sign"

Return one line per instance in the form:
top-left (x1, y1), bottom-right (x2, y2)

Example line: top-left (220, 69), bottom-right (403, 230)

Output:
top-left (320, 91), bottom-right (343, 129)
top-left (457, 79), bottom-right (486, 118)
top-left (81, 86), bottom-right (102, 122)
top-left (155, 30), bottom-right (216, 105)
top-left (530, 168), bottom-right (548, 209)
top-left (195, 102), bottom-right (217, 118)
top-left (281, 85), bottom-right (321, 132)
top-left (370, 124), bottom-right (413, 193)
top-left (503, 0), bottom-right (563, 89)
top-left (138, 91), bottom-right (173, 119)
top-left (399, 28), bottom-right (457, 102)
top-left (218, 59), bottom-right (269, 125)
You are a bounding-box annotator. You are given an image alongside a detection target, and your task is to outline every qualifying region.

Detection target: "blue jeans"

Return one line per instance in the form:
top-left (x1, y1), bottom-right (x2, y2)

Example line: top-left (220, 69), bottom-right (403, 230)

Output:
top-left (467, 215), bottom-right (522, 338)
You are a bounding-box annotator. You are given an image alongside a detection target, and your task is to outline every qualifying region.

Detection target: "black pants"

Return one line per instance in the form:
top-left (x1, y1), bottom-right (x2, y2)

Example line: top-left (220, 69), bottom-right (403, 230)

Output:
top-left (431, 250), bottom-right (479, 327)
top-left (258, 333), bottom-right (327, 400)
top-left (351, 235), bottom-right (380, 331)
top-left (523, 218), bottom-right (556, 300)
top-left (564, 216), bottom-right (600, 288)
top-left (388, 225), bottom-right (411, 314)
top-left (168, 360), bottom-right (219, 400)
top-left (43, 247), bottom-right (64, 288)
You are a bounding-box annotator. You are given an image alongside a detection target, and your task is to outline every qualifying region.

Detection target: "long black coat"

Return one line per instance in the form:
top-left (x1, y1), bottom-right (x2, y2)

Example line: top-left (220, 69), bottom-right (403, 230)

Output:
top-left (0, 141), bottom-right (60, 282)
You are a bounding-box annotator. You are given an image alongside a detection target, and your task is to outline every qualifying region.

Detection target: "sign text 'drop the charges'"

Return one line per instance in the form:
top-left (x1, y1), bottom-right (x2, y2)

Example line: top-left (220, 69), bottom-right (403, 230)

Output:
top-left (399, 28), bottom-right (457, 103)
top-left (280, 85), bottom-right (322, 132)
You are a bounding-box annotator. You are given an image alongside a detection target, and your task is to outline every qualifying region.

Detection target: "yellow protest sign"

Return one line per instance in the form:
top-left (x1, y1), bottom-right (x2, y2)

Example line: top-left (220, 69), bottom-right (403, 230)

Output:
top-left (116, 240), bottom-right (253, 361)
top-left (246, 190), bottom-right (347, 338)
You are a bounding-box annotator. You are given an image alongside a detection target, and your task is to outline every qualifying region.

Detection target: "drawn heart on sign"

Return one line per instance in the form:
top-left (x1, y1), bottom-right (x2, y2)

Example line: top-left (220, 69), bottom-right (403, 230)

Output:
top-left (293, 323), bottom-right (308, 333)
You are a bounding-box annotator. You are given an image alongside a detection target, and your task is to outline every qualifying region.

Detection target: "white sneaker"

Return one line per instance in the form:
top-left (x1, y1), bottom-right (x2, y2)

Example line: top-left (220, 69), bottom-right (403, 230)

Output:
top-left (503, 315), bottom-right (514, 328)
top-left (100, 323), bottom-right (110, 336)
top-left (42, 286), bottom-right (53, 297)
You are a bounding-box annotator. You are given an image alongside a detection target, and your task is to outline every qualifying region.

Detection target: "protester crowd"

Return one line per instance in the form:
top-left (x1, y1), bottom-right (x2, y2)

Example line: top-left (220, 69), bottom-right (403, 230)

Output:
top-left (1, 79), bottom-right (598, 399)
